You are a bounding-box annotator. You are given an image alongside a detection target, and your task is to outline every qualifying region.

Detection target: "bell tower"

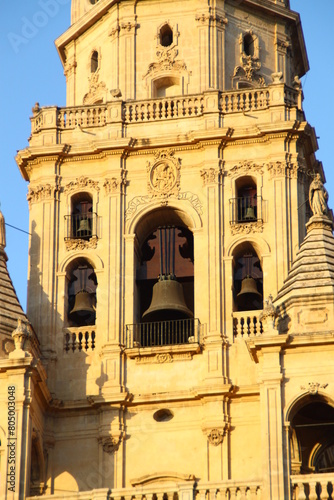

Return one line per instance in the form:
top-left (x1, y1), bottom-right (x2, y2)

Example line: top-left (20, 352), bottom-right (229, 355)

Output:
top-left (5, 0), bottom-right (334, 498)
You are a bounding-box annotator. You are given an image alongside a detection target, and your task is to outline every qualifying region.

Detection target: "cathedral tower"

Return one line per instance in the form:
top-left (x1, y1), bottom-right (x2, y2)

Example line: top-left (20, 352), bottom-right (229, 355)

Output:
top-left (1, 0), bottom-right (334, 498)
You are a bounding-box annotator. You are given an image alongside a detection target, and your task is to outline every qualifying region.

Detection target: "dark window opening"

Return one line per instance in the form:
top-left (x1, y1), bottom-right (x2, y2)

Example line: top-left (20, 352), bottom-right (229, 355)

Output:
top-left (291, 401), bottom-right (334, 474)
top-left (91, 51), bottom-right (99, 73)
top-left (160, 24), bottom-right (173, 47)
top-left (68, 261), bottom-right (97, 327)
top-left (244, 33), bottom-right (255, 57)
top-left (90, 0), bottom-right (99, 4)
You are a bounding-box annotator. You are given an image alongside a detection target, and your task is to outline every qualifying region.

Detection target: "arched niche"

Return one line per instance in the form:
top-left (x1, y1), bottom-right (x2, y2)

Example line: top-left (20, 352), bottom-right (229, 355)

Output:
top-left (134, 206), bottom-right (194, 323)
top-left (286, 393), bottom-right (334, 474)
top-left (231, 241), bottom-right (263, 312)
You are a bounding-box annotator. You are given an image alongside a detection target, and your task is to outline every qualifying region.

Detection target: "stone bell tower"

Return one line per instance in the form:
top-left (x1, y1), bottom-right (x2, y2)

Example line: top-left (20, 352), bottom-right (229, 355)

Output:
top-left (3, 0), bottom-right (334, 498)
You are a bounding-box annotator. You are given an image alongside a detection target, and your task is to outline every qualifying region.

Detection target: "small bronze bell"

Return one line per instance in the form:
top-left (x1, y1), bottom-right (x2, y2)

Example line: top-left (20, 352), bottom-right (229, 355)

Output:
top-left (76, 218), bottom-right (91, 237)
top-left (244, 206), bottom-right (256, 220)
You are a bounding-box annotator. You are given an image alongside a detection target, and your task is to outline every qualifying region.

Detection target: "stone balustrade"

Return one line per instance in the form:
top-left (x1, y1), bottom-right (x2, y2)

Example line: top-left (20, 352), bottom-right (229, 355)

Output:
top-left (29, 83), bottom-right (301, 140)
top-left (233, 310), bottom-right (263, 339)
top-left (27, 480), bottom-right (263, 500)
top-left (291, 473), bottom-right (334, 500)
top-left (64, 327), bottom-right (96, 352)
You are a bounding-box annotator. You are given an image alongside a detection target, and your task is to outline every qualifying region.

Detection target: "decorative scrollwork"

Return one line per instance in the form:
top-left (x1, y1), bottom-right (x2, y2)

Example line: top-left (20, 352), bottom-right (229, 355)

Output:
top-left (208, 429), bottom-right (224, 446)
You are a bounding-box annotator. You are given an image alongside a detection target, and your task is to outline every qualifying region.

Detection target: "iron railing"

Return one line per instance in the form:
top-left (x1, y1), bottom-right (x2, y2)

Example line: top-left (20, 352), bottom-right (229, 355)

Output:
top-left (64, 212), bottom-right (98, 240)
top-left (126, 318), bottom-right (201, 348)
top-left (229, 196), bottom-right (262, 224)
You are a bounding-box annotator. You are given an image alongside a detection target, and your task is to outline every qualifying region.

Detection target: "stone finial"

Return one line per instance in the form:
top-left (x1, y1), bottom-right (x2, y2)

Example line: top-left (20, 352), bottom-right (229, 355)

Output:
top-left (309, 173), bottom-right (329, 216)
top-left (9, 319), bottom-right (32, 358)
top-left (0, 209), bottom-right (6, 250)
top-left (259, 295), bottom-right (278, 334)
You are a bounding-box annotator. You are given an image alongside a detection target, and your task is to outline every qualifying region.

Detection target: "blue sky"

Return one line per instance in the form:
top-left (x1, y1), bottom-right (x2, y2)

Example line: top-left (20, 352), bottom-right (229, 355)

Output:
top-left (0, 0), bottom-right (333, 310)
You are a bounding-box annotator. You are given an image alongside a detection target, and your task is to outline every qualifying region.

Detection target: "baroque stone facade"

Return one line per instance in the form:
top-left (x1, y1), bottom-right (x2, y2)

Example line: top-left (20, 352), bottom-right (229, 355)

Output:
top-left (2, 1), bottom-right (334, 499)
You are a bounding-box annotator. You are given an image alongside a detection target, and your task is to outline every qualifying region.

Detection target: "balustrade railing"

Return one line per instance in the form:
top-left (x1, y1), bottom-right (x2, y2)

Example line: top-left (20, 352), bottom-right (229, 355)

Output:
top-left (30, 84), bottom-right (301, 135)
top-left (64, 212), bottom-right (98, 240)
top-left (220, 89), bottom-right (270, 113)
top-left (229, 196), bottom-right (262, 224)
top-left (196, 481), bottom-right (262, 499)
top-left (64, 327), bottom-right (96, 352)
top-left (27, 480), bottom-right (263, 500)
top-left (126, 318), bottom-right (201, 348)
top-left (57, 105), bottom-right (108, 129)
top-left (123, 95), bottom-right (205, 122)
top-left (291, 473), bottom-right (334, 500)
top-left (233, 311), bottom-right (263, 339)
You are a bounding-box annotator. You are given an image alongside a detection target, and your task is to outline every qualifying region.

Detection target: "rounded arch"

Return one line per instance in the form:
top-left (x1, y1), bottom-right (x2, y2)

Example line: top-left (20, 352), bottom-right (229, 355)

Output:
top-left (126, 199), bottom-right (203, 244)
top-left (227, 235), bottom-right (271, 260)
top-left (285, 391), bottom-right (334, 424)
top-left (59, 252), bottom-right (104, 274)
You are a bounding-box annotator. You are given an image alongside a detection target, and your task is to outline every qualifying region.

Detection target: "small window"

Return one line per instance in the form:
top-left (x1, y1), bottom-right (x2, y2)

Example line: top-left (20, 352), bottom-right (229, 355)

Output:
top-left (244, 33), bottom-right (255, 57)
top-left (91, 51), bottom-right (99, 73)
top-left (90, 0), bottom-right (99, 4)
top-left (160, 24), bottom-right (173, 47)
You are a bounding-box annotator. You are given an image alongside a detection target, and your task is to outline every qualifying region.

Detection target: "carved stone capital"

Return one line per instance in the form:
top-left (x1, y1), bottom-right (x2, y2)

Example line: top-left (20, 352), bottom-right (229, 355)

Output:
top-left (104, 170), bottom-right (128, 195)
top-left (27, 184), bottom-right (56, 206)
top-left (200, 168), bottom-right (220, 186)
top-left (64, 59), bottom-right (77, 80)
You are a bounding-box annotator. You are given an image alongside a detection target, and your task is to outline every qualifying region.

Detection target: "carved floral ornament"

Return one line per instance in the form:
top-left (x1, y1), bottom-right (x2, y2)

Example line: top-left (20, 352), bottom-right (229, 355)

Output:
top-left (65, 236), bottom-right (98, 252)
top-left (147, 149), bottom-right (181, 200)
top-left (63, 176), bottom-right (100, 194)
top-left (230, 221), bottom-right (264, 235)
top-left (300, 382), bottom-right (328, 396)
top-left (228, 160), bottom-right (264, 177)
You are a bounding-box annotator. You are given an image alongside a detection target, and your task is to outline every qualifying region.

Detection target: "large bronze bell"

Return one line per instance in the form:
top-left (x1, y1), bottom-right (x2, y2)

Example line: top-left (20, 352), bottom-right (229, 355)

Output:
top-left (237, 276), bottom-right (262, 311)
top-left (70, 290), bottom-right (95, 320)
top-left (142, 277), bottom-right (193, 322)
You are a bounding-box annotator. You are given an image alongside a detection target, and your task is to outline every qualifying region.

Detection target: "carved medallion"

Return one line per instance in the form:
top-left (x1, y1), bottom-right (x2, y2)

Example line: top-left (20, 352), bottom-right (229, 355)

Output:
top-left (147, 150), bottom-right (181, 200)
top-left (208, 429), bottom-right (224, 446)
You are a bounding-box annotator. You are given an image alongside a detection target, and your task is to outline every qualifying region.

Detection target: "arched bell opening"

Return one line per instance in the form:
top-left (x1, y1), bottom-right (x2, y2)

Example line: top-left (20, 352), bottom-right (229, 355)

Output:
top-left (136, 223), bottom-right (194, 323)
top-left (66, 258), bottom-right (97, 327)
top-left (232, 242), bottom-right (263, 312)
top-left (68, 192), bottom-right (94, 240)
top-left (235, 176), bottom-right (258, 223)
top-left (130, 207), bottom-right (196, 347)
top-left (289, 398), bottom-right (334, 474)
